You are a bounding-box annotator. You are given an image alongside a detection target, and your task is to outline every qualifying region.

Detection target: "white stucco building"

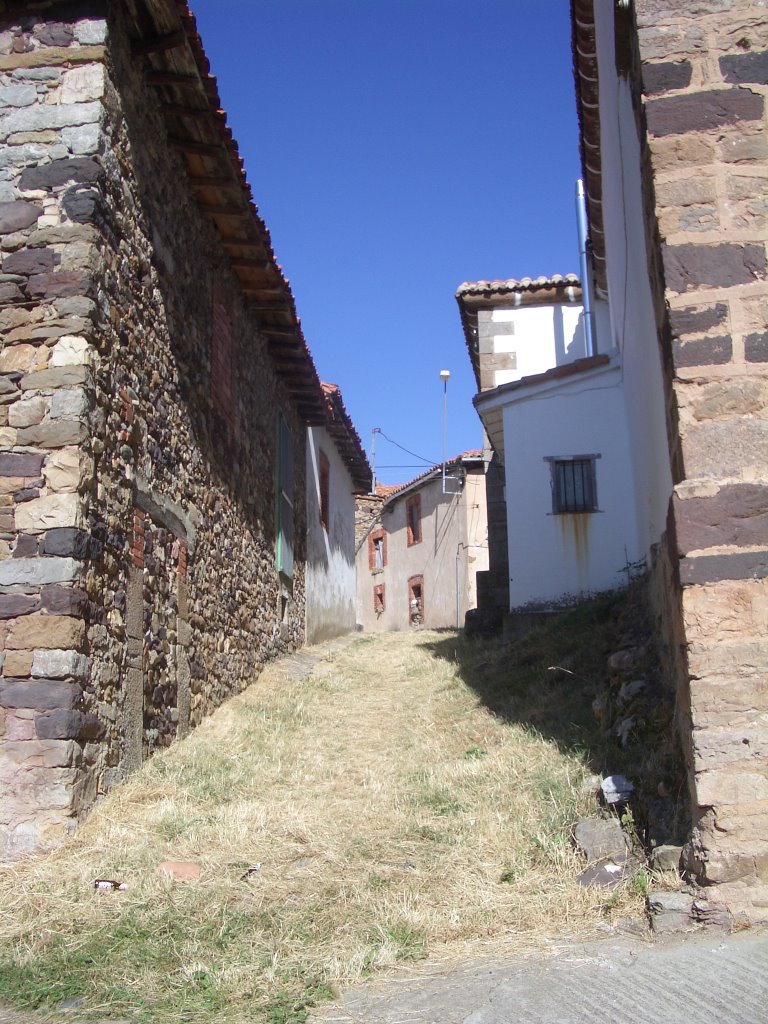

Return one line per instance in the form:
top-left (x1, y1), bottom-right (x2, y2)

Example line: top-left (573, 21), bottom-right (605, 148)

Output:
top-left (355, 453), bottom-right (489, 632)
top-left (305, 383), bottom-right (371, 643)
top-left (457, 271), bottom-right (671, 612)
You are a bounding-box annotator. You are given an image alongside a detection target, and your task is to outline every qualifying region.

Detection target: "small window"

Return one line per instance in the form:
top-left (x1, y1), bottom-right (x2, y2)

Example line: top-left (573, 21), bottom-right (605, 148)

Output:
top-left (406, 494), bottom-right (422, 546)
top-left (319, 450), bottom-right (330, 531)
top-left (368, 529), bottom-right (386, 571)
top-left (548, 456), bottom-right (599, 514)
top-left (374, 583), bottom-right (385, 615)
top-left (408, 575), bottom-right (424, 626)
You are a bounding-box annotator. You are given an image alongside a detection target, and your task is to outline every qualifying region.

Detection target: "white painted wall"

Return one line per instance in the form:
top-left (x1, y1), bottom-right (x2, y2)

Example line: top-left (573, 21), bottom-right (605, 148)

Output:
top-left (356, 468), bottom-right (489, 631)
top-left (498, 360), bottom-right (640, 609)
top-left (490, 303), bottom-right (586, 387)
top-left (305, 425), bottom-right (357, 643)
top-left (594, 2), bottom-right (673, 558)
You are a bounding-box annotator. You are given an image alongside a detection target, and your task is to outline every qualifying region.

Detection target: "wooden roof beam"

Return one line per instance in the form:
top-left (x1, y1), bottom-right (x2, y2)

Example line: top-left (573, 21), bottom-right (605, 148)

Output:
top-left (146, 70), bottom-right (199, 86)
top-left (132, 29), bottom-right (187, 55)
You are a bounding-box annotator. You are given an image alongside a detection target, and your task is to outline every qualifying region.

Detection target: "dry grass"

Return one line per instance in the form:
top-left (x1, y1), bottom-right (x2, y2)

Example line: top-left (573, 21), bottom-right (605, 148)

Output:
top-left (0, 611), bottom-right (646, 1024)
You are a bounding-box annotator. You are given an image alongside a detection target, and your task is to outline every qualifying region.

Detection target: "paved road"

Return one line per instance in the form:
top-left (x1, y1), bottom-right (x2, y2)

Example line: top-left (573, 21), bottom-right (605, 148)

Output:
top-left (311, 929), bottom-right (768, 1024)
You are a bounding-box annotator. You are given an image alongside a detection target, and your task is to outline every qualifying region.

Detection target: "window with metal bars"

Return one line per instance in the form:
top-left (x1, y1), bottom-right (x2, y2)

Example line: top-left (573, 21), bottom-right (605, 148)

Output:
top-left (548, 456), bottom-right (599, 514)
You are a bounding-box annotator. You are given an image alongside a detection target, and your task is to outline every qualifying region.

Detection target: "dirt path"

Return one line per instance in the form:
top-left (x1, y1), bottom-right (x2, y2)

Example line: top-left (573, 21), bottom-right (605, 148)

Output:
top-left (0, 629), bottom-right (635, 1024)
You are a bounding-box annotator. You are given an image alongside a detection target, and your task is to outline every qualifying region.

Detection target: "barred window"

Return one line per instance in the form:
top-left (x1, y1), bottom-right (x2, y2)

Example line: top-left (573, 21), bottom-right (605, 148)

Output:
top-left (548, 456), bottom-right (599, 514)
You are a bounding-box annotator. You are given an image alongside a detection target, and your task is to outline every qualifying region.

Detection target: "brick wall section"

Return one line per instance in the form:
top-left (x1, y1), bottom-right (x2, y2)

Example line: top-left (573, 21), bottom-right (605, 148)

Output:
top-left (635, 0), bottom-right (768, 921)
top-left (0, 6), bottom-right (308, 858)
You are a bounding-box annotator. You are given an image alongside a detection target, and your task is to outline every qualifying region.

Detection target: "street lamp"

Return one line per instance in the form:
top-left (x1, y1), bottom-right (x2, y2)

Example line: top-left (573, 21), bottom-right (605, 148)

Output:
top-left (439, 369), bottom-right (450, 493)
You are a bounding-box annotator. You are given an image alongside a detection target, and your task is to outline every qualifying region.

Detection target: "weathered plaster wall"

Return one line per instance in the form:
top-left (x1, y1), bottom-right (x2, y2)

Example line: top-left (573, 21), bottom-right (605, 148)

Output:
top-left (305, 424), bottom-right (356, 644)
top-left (632, 0), bottom-right (768, 920)
top-left (477, 301), bottom-right (585, 390)
top-left (0, 5), bottom-right (307, 858)
top-left (593, 4), bottom-right (674, 563)
top-left (356, 469), bottom-right (487, 632)
top-left (496, 360), bottom-right (640, 609)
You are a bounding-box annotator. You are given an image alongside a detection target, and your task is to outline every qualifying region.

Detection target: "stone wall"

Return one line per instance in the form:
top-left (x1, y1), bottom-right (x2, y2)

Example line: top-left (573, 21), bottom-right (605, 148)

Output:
top-left (0, 4), bottom-right (307, 858)
top-left (634, 0), bottom-right (768, 920)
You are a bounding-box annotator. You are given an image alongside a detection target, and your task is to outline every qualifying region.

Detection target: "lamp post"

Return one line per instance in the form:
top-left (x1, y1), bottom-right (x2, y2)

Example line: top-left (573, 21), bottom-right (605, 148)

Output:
top-left (439, 369), bottom-right (450, 493)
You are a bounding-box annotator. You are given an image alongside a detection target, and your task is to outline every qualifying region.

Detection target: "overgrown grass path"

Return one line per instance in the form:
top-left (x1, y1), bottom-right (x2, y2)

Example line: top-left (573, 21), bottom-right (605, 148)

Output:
top-left (0, 618), bottom-right (640, 1024)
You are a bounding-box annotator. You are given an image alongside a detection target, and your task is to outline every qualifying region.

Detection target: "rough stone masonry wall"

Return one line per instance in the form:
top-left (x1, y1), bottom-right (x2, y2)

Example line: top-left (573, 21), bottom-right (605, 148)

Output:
top-left (635, 0), bottom-right (768, 921)
top-left (0, 4), bottom-right (307, 859)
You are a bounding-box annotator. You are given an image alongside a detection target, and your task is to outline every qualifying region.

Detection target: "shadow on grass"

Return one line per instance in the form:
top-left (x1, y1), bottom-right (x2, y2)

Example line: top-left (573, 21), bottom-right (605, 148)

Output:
top-left (422, 592), bottom-right (625, 778)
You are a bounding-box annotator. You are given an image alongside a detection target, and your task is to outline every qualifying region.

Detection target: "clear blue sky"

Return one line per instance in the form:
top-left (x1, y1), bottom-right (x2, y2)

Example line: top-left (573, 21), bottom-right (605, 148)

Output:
top-left (191, 0), bottom-right (581, 486)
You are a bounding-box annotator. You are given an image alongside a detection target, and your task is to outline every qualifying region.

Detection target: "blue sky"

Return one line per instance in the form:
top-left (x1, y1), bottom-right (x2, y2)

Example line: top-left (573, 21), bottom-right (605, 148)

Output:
top-left (191, 0), bottom-right (581, 485)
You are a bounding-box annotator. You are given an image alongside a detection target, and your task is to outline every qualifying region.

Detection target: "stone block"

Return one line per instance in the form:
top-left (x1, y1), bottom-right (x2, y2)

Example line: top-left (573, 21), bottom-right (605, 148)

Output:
top-left (42, 449), bottom-right (81, 492)
top-left (31, 649), bottom-right (89, 680)
top-left (8, 395), bottom-right (48, 428)
top-left (683, 379), bottom-right (767, 422)
top-left (41, 528), bottom-right (88, 558)
top-left (35, 709), bottom-right (103, 740)
top-left (49, 387), bottom-right (87, 420)
top-left (682, 578), bottom-right (768, 644)
top-left (1, 738), bottom-right (79, 768)
top-left (49, 335), bottom-right (90, 366)
top-left (0, 453), bottom-right (43, 477)
top-left (635, 0), bottom-right (734, 26)
top-left (60, 187), bottom-right (101, 225)
top-left (0, 100), bottom-right (102, 139)
top-left (646, 88), bottom-right (764, 138)
top-left (681, 550), bottom-right (768, 586)
top-left (574, 817), bottom-right (628, 862)
top-left (0, 556), bottom-right (81, 586)
top-left (60, 65), bottom-right (104, 104)
top-left (694, 727), bottom-right (768, 767)
top-left (15, 493), bottom-right (82, 534)
top-left (0, 85), bottom-right (37, 107)
top-left (3, 650), bottom-right (32, 677)
top-left (3, 709), bottom-right (36, 740)
top-left (697, 770), bottom-right (768, 807)
top-left (675, 484), bottom-right (768, 553)
top-left (681, 418), bottom-right (768, 478)
top-left (2, 247), bottom-right (55, 276)
top-left (36, 22), bottom-right (74, 46)
top-left (649, 134), bottom-right (715, 171)
top-left (19, 365), bottom-right (87, 390)
top-left (720, 129), bottom-right (768, 164)
top-left (74, 21), bottom-right (107, 45)
top-left (0, 200), bottom-right (41, 233)
top-left (673, 335), bottom-right (731, 368)
top-left (40, 585), bottom-right (87, 616)
top-left (6, 613), bottom-right (85, 651)
top-left (18, 157), bottom-right (103, 192)
top-left (0, 593), bottom-right (39, 619)
top-left (745, 332), bottom-right (768, 362)
top-left (16, 420), bottom-right (87, 448)
top-left (663, 242), bottom-right (767, 293)
top-left (656, 176), bottom-right (717, 208)
top-left (60, 124), bottom-right (101, 156)
top-left (0, 679), bottom-right (79, 709)
top-left (642, 60), bottom-right (692, 95)
top-left (637, 24), bottom-right (707, 61)
top-left (0, 343), bottom-right (40, 374)
top-left (27, 270), bottom-right (93, 299)
top-left (720, 51), bottom-right (768, 85)
top-left (688, 640), bottom-right (768, 684)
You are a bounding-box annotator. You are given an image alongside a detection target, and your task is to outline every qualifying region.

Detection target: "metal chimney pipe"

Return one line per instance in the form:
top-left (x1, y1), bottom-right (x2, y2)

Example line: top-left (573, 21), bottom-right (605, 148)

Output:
top-left (576, 179), bottom-right (596, 358)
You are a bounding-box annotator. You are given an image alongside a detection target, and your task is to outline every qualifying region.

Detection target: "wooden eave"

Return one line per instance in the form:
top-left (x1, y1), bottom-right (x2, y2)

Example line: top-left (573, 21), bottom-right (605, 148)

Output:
top-left (456, 279), bottom-right (584, 390)
top-left (122, 0), bottom-right (326, 423)
top-left (571, 0), bottom-right (607, 295)
top-left (320, 385), bottom-right (372, 494)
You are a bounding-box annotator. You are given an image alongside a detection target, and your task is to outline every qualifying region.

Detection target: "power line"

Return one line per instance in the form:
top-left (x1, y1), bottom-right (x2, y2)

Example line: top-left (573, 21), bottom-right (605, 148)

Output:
top-left (376, 430), bottom-right (436, 466)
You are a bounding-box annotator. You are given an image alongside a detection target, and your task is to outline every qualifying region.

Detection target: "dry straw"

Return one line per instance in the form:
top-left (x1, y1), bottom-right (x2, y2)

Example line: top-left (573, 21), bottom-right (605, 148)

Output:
top-left (0, 621), bottom-right (645, 1023)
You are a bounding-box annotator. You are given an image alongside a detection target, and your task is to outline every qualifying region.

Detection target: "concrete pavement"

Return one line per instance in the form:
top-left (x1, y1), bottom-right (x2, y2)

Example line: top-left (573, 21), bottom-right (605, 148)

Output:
top-left (311, 929), bottom-right (768, 1024)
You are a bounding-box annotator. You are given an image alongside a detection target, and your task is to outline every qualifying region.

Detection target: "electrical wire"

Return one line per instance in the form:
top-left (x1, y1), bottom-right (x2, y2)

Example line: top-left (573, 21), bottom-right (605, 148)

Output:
top-left (375, 430), bottom-right (437, 466)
